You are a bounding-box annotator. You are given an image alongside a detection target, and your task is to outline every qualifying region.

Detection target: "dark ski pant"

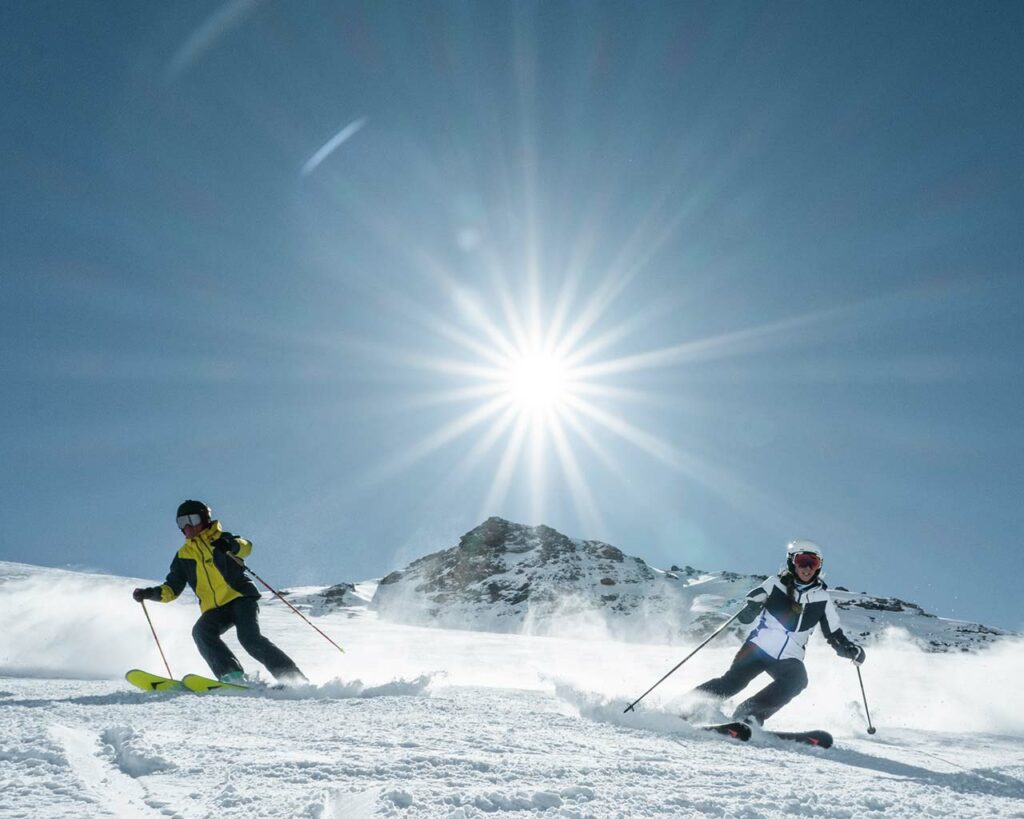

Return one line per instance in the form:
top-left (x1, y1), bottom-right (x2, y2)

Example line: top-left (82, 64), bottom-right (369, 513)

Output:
top-left (693, 641), bottom-right (808, 725)
top-left (192, 597), bottom-right (304, 681)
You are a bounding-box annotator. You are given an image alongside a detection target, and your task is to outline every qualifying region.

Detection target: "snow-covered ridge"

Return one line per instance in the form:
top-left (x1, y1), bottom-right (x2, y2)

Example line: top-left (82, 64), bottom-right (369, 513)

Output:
top-left (370, 517), bottom-right (1013, 652)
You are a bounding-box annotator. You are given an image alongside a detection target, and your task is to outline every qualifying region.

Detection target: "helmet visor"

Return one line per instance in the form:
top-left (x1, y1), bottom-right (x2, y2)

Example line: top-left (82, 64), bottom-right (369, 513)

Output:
top-left (177, 513), bottom-right (205, 529)
top-left (792, 552), bottom-right (821, 571)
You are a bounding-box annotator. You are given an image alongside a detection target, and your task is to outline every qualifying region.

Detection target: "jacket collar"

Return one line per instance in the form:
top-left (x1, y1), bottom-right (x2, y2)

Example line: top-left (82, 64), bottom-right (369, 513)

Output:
top-left (183, 520), bottom-right (223, 547)
top-left (780, 570), bottom-right (824, 591)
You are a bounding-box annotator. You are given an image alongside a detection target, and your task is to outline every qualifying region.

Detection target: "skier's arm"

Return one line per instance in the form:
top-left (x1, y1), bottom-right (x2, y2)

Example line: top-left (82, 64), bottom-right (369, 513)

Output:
top-left (133, 557), bottom-right (187, 603)
top-left (736, 580), bottom-right (771, 624)
top-left (820, 596), bottom-right (866, 664)
top-left (158, 556), bottom-right (188, 602)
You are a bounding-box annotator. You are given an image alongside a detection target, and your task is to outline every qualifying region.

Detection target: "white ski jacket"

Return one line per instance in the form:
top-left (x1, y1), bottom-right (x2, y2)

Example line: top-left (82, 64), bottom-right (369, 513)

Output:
top-left (743, 574), bottom-right (854, 662)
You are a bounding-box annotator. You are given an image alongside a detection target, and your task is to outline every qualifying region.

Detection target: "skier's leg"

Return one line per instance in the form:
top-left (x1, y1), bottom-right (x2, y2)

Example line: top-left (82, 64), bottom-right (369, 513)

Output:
top-left (192, 607), bottom-right (243, 679)
top-left (732, 658), bottom-right (808, 725)
top-left (230, 598), bottom-right (308, 682)
top-left (692, 641), bottom-right (769, 699)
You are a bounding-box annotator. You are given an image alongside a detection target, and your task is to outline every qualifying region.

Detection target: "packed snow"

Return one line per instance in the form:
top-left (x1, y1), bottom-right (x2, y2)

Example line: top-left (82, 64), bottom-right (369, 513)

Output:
top-left (1, 560), bottom-right (1023, 818)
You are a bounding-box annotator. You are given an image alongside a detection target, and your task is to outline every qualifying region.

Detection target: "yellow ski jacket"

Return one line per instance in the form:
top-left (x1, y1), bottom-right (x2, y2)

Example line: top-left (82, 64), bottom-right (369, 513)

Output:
top-left (158, 521), bottom-right (260, 613)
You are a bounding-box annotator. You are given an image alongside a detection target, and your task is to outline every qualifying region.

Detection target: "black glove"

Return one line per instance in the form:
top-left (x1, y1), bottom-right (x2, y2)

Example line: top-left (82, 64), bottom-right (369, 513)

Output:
top-left (212, 535), bottom-right (237, 556)
top-left (132, 587), bottom-right (161, 602)
top-left (737, 599), bottom-right (763, 625)
top-left (838, 641), bottom-right (866, 665)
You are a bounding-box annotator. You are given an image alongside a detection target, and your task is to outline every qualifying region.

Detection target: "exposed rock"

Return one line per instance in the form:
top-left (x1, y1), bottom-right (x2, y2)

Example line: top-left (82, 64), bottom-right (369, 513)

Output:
top-left (281, 582), bottom-right (363, 616)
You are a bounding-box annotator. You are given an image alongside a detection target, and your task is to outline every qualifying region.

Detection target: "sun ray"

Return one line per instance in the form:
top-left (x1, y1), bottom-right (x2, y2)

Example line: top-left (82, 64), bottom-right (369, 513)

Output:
top-left (450, 290), bottom-right (520, 362)
top-left (572, 306), bottom-right (859, 380)
top-left (561, 313), bottom-right (650, 370)
top-left (555, 403), bottom-right (619, 474)
top-left (542, 266), bottom-right (581, 354)
top-left (365, 394), bottom-right (512, 486)
top-left (397, 382), bottom-right (510, 411)
top-left (415, 314), bottom-right (513, 371)
top-left (527, 411), bottom-right (549, 524)
top-left (562, 394), bottom-right (681, 469)
top-left (512, 4), bottom-right (543, 358)
top-left (482, 412), bottom-right (532, 517)
top-left (495, 278), bottom-right (533, 354)
top-left (570, 381), bottom-right (669, 405)
top-left (554, 270), bottom-right (631, 360)
top-left (434, 403), bottom-right (522, 495)
top-left (382, 290), bottom-right (515, 370)
top-left (389, 351), bottom-right (504, 383)
top-left (548, 409), bottom-right (607, 536)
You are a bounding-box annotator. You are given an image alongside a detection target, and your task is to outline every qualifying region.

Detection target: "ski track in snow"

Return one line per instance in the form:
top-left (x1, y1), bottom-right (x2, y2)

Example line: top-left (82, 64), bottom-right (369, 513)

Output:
top-left (2, 562), bottom-right (1024, 818)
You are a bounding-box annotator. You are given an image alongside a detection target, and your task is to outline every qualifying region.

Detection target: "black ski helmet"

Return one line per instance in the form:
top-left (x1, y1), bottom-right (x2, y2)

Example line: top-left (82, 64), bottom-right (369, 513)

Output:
top-left (176, 499), bottom-right (211, 523)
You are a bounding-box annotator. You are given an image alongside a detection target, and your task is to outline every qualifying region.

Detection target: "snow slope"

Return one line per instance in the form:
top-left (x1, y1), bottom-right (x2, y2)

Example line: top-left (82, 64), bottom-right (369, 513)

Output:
top-left (2, 560), bottom-right (1023, 818)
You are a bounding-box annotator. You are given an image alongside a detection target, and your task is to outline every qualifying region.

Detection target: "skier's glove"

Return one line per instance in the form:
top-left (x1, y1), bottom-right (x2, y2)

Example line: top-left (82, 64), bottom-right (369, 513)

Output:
top-left (132, 587), bottom-right (162, 602)
top-left (737, 599), bottom-right (763, 625)
top-left (838, 641), bottom-right (866, 665)
top-left (212, 535), bottom-right (237, 556)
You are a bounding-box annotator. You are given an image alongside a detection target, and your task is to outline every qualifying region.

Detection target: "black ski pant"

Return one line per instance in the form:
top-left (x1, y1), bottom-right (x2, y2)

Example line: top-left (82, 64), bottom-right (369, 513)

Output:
top-left (693, 641), bottom-right (808, 725)
top-left (191, 596), bottom-right (304, 681)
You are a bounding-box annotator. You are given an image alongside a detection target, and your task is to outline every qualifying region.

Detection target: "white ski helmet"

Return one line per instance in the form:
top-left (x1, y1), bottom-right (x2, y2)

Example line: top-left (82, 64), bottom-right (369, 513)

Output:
top-left (786, 539), bottom-right (823, 560)
top-left (786, 539), bottom-right (824, 578)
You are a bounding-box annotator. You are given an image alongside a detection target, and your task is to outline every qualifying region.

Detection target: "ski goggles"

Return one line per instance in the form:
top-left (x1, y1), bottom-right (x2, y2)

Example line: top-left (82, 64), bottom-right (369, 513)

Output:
top-left (792, 552), bottom-right (821, 571)
top-left (176, 513), bottom-right (205, 529)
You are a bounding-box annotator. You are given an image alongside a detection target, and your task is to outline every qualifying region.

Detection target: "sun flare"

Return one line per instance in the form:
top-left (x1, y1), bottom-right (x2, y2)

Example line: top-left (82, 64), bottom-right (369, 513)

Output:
top-left (504, 350), bottom-right (572, 413)
top-left (367, 276), bottom-right (695, 538)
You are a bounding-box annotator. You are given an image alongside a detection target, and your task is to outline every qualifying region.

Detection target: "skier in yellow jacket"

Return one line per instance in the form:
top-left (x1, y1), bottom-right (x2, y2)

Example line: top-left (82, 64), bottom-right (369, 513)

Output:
top-left (133, 500), bottom-right (307, 685)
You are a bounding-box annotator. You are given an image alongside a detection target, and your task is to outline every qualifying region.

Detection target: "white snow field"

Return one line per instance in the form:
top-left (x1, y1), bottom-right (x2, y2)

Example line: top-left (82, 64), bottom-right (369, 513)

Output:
top-left (1, 561), bottom-right (1023, 818)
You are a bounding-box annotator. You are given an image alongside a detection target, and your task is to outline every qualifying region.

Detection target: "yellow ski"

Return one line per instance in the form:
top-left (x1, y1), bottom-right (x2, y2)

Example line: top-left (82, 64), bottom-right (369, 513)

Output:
top-left (125, 669), bottom-right (182, 692)
top-left (181, 673), bottom-right (248, 693)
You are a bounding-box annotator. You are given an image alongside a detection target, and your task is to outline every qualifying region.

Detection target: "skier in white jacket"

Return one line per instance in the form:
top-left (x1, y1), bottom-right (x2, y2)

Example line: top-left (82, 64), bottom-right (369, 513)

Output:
top-left (691, 540), bottom-right (866, 725)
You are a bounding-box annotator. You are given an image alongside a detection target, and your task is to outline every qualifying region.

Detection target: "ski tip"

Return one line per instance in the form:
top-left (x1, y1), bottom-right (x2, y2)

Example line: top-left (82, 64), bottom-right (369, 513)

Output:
top-left (125, 669), bottom-right (182, 692)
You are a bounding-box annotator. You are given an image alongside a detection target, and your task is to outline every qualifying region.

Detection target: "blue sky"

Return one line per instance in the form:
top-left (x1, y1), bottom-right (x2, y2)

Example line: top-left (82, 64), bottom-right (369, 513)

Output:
top-left (2, 2), bottom-right (1022, 630)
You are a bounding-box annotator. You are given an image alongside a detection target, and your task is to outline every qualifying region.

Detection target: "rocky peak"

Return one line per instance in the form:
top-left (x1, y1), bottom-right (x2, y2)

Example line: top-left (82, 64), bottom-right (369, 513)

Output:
top-left (458, 516), bottom-right (513, 553)
top-left (373, 519), bottom-right (696, 641)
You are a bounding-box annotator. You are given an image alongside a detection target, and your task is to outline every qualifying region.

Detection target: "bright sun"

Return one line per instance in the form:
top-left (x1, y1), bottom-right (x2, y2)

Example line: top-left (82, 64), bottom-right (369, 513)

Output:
top-left (375, 278), bottom-right (693, 536)
top-left (504, 350), bottom-right (571, 413)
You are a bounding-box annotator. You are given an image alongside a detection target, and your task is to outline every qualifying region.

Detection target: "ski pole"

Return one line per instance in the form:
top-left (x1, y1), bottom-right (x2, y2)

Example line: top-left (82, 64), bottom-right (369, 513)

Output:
top-left (226, 553), bottom-right (345, 654)
top-left (856, 665), bottom-right (876, 734)
top-left (139, 599), bottom-right (173, 678)
top-left (624, 607), bottom-right (745, 713)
